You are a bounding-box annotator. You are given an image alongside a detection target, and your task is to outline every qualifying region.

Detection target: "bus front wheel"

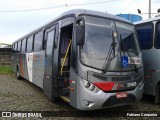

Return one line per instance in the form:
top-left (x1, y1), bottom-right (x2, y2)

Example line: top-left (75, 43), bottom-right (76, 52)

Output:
top-left (52, 89), bottom-right (59, 103)
top-left (155, 83), bottom-right (160, 104)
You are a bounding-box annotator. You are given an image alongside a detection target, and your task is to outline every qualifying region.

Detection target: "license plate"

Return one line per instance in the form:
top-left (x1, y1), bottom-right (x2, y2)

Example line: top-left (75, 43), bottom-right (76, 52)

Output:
top-left (116, 92), bottom-right (128, 98)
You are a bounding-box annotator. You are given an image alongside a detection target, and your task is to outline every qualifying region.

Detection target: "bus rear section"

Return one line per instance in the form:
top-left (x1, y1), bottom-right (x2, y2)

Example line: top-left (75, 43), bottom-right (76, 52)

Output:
top-left (11, 32), bottom-right (45, 88)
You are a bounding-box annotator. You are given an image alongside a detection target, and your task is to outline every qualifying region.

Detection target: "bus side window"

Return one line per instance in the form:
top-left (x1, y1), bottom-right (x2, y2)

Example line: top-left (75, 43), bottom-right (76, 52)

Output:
top-left (155, 22), bottom-right (160, 49)
top-left (17, 41), bottom-right (21, 52)
top-left (12, 44), bottom-right (15, 53)
top-left (136, 23), bottom-right (153, 50)
top-left (34, 31), bottom-right (43, 51)
top-left (26, 36), bottom-right (33, 52)
top-left (45, 28), bottom-right (55, 61)
top-left (15, 43), bottom-right (17, 52)
top-left (21, 39), bottom-right (26, 52)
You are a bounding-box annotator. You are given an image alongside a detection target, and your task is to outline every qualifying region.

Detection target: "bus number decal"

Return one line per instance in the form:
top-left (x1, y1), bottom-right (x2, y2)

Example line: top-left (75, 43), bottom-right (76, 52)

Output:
top-left (128, 57), bottom-right (140, 65)
top-left (127, 82), bottom-right (137, 87)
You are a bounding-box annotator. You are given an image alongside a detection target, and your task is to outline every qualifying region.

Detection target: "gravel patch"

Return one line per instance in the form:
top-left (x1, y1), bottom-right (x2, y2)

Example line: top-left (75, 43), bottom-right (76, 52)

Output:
top-left (0, 74), bottom-right (159, 119)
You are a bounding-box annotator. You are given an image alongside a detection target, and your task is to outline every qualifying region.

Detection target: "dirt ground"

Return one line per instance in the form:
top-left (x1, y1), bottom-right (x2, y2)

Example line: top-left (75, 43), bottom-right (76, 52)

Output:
top-left (0, 74), bottom-right (159, 120)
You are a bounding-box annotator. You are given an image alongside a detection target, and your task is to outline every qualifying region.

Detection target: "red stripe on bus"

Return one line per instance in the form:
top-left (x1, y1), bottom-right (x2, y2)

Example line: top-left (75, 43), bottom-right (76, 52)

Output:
top-left (19, 55), bottom-right (24, 77)
top-left (93, 82), bottom-right (115, 91)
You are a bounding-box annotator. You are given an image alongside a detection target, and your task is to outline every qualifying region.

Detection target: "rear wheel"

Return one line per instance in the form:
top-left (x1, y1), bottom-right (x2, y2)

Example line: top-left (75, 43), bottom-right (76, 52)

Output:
top-left (16, 66), bottom-right (21, 80)
top-left (52, 96), bottom-right (58, 103)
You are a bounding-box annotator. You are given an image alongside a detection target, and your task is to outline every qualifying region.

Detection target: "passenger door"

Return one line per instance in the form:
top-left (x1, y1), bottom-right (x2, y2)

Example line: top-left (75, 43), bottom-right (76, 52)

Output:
top-left (43, 24), bottom-right (59, 101)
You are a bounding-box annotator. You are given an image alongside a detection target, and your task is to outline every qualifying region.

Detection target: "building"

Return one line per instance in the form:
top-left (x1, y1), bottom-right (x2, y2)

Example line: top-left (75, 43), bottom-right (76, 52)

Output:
top-left (0, 43), bottom-right (11, 65)
top-left (0, 43), bottom-right (11, 48)
top-left (117, 14), bottom-right (142, 22)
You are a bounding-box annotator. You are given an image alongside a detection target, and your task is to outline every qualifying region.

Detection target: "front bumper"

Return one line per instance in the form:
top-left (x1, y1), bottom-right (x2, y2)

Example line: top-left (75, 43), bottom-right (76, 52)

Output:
top-left (76, 77), bottom-right (144, 110)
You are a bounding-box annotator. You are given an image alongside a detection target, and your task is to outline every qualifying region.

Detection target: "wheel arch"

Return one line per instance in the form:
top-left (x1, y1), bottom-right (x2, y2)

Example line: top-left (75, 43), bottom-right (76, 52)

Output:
top-left (155, 81), bottom-right (160, 104)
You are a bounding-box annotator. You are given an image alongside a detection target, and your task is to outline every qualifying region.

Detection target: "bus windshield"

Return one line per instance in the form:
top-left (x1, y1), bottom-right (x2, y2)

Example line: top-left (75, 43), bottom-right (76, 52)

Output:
top-left (116, 21), bottom-right (140, 55)
top-left (81, 16), bottom-right (140, 70)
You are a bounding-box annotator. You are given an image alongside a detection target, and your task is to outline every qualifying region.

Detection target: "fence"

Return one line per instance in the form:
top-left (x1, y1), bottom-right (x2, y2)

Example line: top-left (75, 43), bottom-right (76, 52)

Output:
top-left (0, 48), bottom-right (12, 65)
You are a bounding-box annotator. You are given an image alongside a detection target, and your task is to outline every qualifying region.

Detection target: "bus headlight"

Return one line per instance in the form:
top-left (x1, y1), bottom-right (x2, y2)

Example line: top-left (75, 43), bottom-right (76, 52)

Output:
top-left (89, 85), bottom-right (95, 91)
top-left (81, 79), bottom-right (100, 93)
top-left (84, 82), bottom-right (90, 88)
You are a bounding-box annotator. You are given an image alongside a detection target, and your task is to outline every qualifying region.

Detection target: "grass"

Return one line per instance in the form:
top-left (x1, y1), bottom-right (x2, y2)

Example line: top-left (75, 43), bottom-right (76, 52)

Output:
top-left (0, 66), bottom-right (13, 73)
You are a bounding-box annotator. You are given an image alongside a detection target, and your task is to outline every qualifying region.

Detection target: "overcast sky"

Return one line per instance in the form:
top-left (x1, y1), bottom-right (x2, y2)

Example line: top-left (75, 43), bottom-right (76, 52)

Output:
top-left (0, 0), bottom-right (160, 44)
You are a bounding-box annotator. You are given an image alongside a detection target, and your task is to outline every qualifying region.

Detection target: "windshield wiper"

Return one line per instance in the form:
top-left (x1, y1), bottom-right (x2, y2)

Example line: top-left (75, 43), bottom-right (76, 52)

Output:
top-left (120, 34), bottom-right (138, 72)
top-left (102, 31), bottom-right (117, 73)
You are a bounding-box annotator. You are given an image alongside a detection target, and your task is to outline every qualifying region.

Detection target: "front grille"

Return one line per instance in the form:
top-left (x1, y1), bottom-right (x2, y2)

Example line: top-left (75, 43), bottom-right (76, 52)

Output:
top-left (89, 71), bottom-right (143, 83)
top-left (93, 74), bottom-right (108, 81)
top-left (112, 76), bottom-right (132, 82)
top-left (102, 94), bottom-right (136, 107)
top-left (92, 73), bottom-right (132, 82)
top-left (103, 88), bottom-right (135, 93)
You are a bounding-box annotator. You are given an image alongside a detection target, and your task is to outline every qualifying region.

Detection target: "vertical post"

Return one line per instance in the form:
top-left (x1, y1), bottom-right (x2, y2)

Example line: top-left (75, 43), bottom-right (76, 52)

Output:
top-left (149, 0), bottom-right (151, 18)
top-left (129, 13), bottom-right (131, 21)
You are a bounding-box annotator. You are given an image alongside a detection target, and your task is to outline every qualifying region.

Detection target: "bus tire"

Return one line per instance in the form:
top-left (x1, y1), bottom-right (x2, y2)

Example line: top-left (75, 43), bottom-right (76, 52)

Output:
top-left (155, 83), bottom-right (160, 104)
top-left (16, 66), bottom-right (21, 80)
top-left (52, 96), bottom-right (58, 103)
top-left (52, 90), bottom-right (59, 103)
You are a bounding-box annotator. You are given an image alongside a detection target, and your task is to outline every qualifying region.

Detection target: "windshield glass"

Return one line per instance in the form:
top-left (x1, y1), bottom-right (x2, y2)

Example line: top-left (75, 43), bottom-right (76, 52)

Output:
top-left (116, 21), bottom-right (140, 56)
top-left (81, 16), bottom-right (115, 69)
top-left (81, 16), bottom-right (140, 70)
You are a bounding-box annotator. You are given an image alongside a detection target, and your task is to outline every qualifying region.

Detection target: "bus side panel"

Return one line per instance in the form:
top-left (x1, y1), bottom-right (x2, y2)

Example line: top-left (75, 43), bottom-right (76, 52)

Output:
top-left (19, 53), bottom-right (27, 78)
top-left (26, 53), bottom-right (33, 82)
top-left (24, 53), bottom-right (29, 80)
top-left (32, 51), bottom-right (45, 88)
top-left (69, 69), bottom-right (78, 108)
top-left (11, 51), bottom-right (17, 73)
top-left (142, 50), bottom-right (152, 95)
top-left (144, 49), bottom-right (160, 96)
top-left (43, 58), bottom-right (53, 100)
top-left (25, 52), bottom-right (45, 88)
top-left (142, 49), bottom-right (160, 95)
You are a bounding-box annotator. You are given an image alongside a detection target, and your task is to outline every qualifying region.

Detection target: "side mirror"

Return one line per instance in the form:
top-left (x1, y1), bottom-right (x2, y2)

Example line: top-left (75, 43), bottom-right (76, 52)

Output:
top-left (75, 16), bottom-right (85, 46)
top-left (75, 25), bottom-right (85, 45)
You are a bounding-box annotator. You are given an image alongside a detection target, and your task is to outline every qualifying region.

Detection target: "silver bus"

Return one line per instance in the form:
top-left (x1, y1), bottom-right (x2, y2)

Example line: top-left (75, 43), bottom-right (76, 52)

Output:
top-left (12, 9), bottom-right (144, 110)
top-left (135, 16), bottom-right (160, 104)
